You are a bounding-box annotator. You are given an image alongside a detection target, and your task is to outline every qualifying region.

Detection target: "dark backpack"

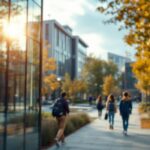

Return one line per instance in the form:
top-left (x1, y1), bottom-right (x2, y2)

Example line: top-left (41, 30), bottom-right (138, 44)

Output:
top-left (108, 102), bottom-right (115, 112)
top-left (97, 102), bottom-right (104, 110)
top-left (52, 99), bottom-right (64, 117)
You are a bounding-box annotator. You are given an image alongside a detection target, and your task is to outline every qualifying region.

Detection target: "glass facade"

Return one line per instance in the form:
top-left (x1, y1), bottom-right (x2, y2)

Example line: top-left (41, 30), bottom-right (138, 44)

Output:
top-left (0, 0), bottom-right (43, 150)
top-left (54, 26), bottom-right (72, 77)
top-left (77, 42), bottom-right (86, 78)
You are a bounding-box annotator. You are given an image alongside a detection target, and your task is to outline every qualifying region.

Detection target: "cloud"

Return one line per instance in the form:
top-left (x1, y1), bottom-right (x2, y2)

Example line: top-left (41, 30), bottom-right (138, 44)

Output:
top-left (44, 0), bottom-right (94, 27)
top-left (81, 33), bottom-right (108, 59)
top-left (44, 0), bottom-right (135, 60)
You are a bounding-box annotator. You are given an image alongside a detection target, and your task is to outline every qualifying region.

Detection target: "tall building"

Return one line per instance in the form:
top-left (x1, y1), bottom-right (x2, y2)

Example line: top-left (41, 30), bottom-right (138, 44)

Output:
top-left (124, 62), bottom-right (140, 97)
top-left (0, 0), bottom-right (43, 150)
top-left (43, 20), bottom-right (87, 79)
top-left (108, 52), bottom-right (131, 72)
top-left (72, 36), bottom-right (88, 79)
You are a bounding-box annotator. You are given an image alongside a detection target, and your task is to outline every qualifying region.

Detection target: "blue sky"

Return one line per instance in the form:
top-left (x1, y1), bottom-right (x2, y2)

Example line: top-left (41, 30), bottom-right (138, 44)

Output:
top-left (44, 0), bottom-right (135, 60)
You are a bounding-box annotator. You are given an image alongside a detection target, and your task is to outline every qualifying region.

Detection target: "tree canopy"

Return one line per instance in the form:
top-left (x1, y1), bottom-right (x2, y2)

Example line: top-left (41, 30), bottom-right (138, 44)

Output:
top-left (82, 56), bottom-right (118, 96)
top-left (62, 73), bottom-right (87, 102)
top-left (42, 43), bottom-right (59, 95)
top-left (97, 0), bottom-right (150, 96)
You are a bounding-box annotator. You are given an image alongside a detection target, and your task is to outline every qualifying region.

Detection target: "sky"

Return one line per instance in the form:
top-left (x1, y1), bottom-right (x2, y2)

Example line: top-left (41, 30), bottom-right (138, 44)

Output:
top-left (44, 0), bottom-right (135, 60)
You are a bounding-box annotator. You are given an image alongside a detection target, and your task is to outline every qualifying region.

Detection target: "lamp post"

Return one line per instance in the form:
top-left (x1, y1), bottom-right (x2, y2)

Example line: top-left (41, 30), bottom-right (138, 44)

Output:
top-left (57, 77), bottom-right (62, 97)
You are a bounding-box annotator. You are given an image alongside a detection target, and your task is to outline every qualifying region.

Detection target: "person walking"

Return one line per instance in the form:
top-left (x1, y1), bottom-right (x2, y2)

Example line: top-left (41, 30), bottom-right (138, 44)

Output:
top-left (88, 95), bottom-right (93, 105)
top-left (96, 95), bottom-right (104, 118)
top-left (106, 94), bottom-right (117, 130)
top-left (119, 91), bottom-right (132, 136)
top-left (53, 92), bottom-right (70, 147)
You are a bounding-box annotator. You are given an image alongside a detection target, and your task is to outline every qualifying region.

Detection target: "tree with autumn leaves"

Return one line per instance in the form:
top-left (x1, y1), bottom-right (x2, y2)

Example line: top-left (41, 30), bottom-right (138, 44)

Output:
top-left (61, 73), bottom-right (87, 103)
top-left (103, 75), bottom-right (121, 97)
top-left (97, 0), bottom-right (150, 100)
top-left (42, 42), bottom-right (60, 96)
top-left (82, 56), bottom-right (119, 96)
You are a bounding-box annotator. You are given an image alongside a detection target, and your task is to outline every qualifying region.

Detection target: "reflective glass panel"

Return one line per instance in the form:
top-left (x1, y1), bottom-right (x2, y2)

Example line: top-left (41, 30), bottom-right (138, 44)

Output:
top-left (26, 38), bottom-right (40, 150)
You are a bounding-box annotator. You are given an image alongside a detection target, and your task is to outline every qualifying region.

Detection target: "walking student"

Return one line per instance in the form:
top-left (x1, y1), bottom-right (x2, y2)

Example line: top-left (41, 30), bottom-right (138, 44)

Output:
top-left (52, 92), bottom-right (70, 147)
top-left (106, 94), bottom-right (117, 130)
top-left (119, 91), bottom-right (132, 136)
top-left (96, 95), bottom-right (104, 118)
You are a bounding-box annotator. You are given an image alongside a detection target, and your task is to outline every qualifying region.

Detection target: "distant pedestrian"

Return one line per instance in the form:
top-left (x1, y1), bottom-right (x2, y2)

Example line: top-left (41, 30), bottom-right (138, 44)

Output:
top-left (53, 92), bottom-right (70, 147)
top-left (96, 95), bottom-right (104, 118)
top-left (106, 94), bottom-right (117, 130)
top-left (119, 91), bottom-right (132, 136)
top-left (88, 95), bottom-right (93, 105)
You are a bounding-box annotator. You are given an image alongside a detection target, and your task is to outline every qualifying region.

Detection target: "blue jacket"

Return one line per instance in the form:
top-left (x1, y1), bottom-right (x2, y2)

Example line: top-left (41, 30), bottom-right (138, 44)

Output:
top-left (119, 100), bottom-right (132, 117)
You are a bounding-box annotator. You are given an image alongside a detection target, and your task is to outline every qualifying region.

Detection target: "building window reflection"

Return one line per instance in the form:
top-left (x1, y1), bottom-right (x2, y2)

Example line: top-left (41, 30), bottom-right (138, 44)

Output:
top-left (0, 0), bottom-right (43, 150)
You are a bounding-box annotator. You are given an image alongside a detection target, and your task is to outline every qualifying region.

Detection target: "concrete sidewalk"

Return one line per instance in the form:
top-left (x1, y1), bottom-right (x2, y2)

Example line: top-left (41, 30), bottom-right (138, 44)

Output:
top-left (47, 104), bottom-right (150, 150)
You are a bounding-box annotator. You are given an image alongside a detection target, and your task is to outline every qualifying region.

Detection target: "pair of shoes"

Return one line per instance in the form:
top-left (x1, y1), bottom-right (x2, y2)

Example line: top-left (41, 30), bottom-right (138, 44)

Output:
top-left (123, 131), bottom-right (127, 136)
top-left (109, 125), bottom-right (113, 130)
top-left (54, 138), bottom-right (60, 147)
top-left (61, 140), bottom-right (66, 145)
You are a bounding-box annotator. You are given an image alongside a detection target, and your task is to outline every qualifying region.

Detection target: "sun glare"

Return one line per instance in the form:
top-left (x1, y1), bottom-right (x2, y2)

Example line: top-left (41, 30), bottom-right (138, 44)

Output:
top-left (2, 20), bottom-right (26, 50)
top-left (3, 21), bottom-right (25, 40)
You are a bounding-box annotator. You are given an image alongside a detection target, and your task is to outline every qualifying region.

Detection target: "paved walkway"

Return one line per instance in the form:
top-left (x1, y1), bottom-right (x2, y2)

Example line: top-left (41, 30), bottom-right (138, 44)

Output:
top-left (47, 104), bottom-right (150, 150)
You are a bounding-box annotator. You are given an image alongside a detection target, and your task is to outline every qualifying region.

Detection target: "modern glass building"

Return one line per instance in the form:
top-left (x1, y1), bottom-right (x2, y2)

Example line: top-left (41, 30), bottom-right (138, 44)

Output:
top-left (107, 52), bottom-right (131, 73)
top-left (72, 36), bottom-right (88, 79)
top-left (43, 20), bottom-right (88, 80)
top-left (0, 0), bottom-right (43, 149)
top-left (43, 20), bottom-right (72, 78)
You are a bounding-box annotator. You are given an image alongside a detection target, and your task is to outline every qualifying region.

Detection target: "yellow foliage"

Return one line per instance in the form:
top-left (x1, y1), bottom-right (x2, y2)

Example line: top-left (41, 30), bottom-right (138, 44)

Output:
top-left (132, 52), bottom-right (150, 95)
top-left (62, 73), bottom-right (87, 102)
top-left (102, 75), bottom-right (116, 96)
top-left (98, 0), bottom-right (150, 95)
top-left (42, 43), bottom-right (59, 95)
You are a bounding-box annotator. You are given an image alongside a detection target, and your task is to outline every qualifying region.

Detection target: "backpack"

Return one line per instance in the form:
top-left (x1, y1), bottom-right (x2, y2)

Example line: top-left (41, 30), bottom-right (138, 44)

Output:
top-left (108, 102), bottom-right (115, 112)
top-left (52, 99), bottom-right (64, 117)
top-left (97, 102), bottom-right (104, 110)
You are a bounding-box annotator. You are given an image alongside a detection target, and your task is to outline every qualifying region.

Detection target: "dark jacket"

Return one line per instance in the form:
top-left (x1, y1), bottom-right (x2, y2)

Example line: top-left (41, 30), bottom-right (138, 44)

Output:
top-left (119, 100), bottom-right (132, 117)
top-left (97, 102), bottom-right (103, 110)
top-left (60, 98), bottom-right (70, 115)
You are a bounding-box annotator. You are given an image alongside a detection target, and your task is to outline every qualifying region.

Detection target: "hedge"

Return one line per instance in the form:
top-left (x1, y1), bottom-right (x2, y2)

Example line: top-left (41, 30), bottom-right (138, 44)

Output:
top-left (41, 112), bottom-right (91, 147)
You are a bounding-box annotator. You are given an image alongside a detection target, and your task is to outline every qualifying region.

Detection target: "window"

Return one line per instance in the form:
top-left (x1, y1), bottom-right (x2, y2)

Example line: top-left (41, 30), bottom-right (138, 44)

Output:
top-left (45, 23), bottom-right (49, 40)
top-left (56, 28), bottom-right (59, 46)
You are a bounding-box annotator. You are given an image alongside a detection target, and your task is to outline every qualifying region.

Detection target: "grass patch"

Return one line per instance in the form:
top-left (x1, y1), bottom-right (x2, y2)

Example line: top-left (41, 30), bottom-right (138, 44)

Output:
top-left (73, 100), bottom-right (89, 104)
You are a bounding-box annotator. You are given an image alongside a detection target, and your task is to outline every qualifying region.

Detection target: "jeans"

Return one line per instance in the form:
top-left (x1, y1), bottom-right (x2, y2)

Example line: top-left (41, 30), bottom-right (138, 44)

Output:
top-left (98, 110), bottom-right (102, 117)
top-left (122, 115), bottom-right (129, 131)
top-left (108, 112), bottom-right (115, 126)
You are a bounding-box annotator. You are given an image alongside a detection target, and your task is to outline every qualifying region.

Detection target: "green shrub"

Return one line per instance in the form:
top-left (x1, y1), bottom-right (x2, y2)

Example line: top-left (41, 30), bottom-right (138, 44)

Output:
top-left (7, 111), bottom-right (91, 147)
top-left (25, 113), bottom-right (37, 127)
top-left (65, 119), bottom-right (76, 135)
top-left (42, 112), bottom-right (52, 119)
top-left (8, 113), bottom-right (37, 127)
top-left (42, 112), bottom-right (90, 147)
top-left (41, 118), bottom-right (57, 146)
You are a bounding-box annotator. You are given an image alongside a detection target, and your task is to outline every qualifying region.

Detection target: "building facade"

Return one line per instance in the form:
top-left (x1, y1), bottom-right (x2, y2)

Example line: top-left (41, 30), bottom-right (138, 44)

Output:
top-left (43, 20), bottom-right (72, 79)
top-left (72, 36), bottom-right (87, 79)
top-left (43, 20), bottom-right (87, 79)
top-left (108, 52), bottom-right (131, 72)
top-left (124, 62), bottom-right (140, 98)
top-left (0, 0), bottom-right (43, 150)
